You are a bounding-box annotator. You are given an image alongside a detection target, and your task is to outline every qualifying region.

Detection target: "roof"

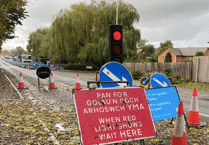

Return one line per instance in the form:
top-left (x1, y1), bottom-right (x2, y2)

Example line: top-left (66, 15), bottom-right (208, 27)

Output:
top-left (158, 47), bottom-right (209, 56)
top-left (169, 48), bottom-right (182, 56)
top-left (178, 47), bottom-right (208, 56)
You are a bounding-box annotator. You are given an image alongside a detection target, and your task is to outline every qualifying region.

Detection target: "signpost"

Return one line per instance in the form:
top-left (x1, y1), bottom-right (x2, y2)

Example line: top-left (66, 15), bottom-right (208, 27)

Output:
top-left (36, 67), bottom-right (51, 89)
top-left (145, 87), bottom-right (180, 122)
top-left (36, 67), bottom-right (51, 79)
top-left (150, 73), bottom-right (171, 88)
top-left (73, 87), bottom-right (156, 145)
top-left (140, 76), bottom-right (150, 89)
top-left (99, 62), bottom-right (133, 88)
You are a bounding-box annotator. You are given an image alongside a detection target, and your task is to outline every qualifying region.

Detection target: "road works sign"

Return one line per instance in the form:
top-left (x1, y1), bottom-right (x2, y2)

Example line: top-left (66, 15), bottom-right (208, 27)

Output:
top-left (150, 73), bottom-right (171, 88)
top-left (73, 87), bottom-right (156, 145)
top-left (145, 87), bottom-right (180, 122)
top-left (99, 62), bottom-right (133, 88)
top-left (36, 67), bottom-right (51, 79)
top-left (140, 76), bottom-right (150, 89)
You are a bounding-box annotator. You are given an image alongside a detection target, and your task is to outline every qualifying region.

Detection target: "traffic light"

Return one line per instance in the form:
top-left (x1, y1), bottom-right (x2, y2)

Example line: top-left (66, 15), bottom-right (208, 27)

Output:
top-left (109, 24), bottom-right (123, 63)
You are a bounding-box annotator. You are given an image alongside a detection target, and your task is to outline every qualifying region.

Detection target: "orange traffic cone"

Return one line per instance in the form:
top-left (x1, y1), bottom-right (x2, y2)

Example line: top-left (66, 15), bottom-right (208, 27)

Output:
top-left (50, 73), bottom-right (55, 88)
top-left (75, 73), bottom-right (81, 89)
top-left (18, 72), bottom-right (25, 89)
top-left (187, 87), bottom-right (200, 125)
top-left (172, 100), bottom-right (187, 145)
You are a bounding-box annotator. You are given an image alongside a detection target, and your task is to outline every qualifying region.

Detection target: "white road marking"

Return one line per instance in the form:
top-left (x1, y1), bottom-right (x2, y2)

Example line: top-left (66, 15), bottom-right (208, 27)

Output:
top-left (1, 68), bottom-right (60, 145)
top-left (153, 78), bottom-right (168, 87)
top-left (102, 67), bottom-right (127, 87)
top-left (199, 113), bottom-right (209, 117)
top-left (58, 82), bottom-right (71, 87)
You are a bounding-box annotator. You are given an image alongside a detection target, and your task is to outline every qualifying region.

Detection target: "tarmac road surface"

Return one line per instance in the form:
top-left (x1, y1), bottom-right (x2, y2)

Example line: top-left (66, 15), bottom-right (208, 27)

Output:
top-left (1, 58), bottom-right (209, 123)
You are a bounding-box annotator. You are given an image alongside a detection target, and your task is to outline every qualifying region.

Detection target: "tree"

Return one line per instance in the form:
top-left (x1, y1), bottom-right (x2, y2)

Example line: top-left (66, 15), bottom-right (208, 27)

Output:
top-left (16, 46), bottom-right (25, 55)
top-left (165, 52), bottom-right (172, 62)
top-left (137, 39), bottom-right (148, 49)
top-left (0, 49), bottom-right (9, 55)
top-left (195, 51), bottom-right (204, 56)
top-left (159, 40), bottom-right (173, 51)
top-left (0, 0), bottom-right (28, 51)
top-left (27, 0), bottom-right (141, 64)
top-left (142, 44), bottom-right (155, 56)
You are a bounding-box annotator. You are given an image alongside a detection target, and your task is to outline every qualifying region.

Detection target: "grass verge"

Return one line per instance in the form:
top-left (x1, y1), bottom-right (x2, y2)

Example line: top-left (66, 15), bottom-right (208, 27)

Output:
top-left (175, 82), bottom-right (209, 92)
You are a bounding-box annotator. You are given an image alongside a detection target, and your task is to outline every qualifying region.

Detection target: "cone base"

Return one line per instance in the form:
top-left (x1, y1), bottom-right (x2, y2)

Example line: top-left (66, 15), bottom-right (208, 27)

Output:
top-left (18, 82), bottom-right (25, 89)
top-left (187, 111), bottom-right (200, 125)
top-left (50, 83), bottom-right (55, 88)
top-left (76, 83), bottom-right (81, 89)
top-left (172, 133), bottom-right (187, 145)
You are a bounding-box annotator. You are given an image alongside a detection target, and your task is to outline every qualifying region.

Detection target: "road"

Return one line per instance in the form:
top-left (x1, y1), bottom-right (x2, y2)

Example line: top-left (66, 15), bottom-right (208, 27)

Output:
top-left (1, 58), bottom-right (209, 123)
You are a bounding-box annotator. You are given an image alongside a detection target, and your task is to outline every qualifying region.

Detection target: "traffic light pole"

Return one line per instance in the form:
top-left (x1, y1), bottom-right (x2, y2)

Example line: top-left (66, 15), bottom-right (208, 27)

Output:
top-left (116, 0), bottom-right (118, 25)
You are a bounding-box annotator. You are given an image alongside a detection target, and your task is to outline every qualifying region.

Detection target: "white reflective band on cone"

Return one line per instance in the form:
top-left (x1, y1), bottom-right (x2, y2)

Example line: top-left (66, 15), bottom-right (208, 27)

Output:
top-left (20, 76), bottom-right (23, 82)
top-left (173, 114), bottom-right (185, 138)
top-left (190, 97), bottom-right (199, 111)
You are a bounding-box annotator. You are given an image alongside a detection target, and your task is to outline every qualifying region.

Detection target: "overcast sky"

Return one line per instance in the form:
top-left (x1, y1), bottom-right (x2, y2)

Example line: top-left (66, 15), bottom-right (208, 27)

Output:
top-left (2, 0), bottom-right (209, 51)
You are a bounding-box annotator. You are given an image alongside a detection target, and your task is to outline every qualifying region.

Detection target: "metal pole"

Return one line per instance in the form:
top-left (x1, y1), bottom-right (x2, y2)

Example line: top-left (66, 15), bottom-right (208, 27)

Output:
top-left (116, 0), bottom-right (118, 25)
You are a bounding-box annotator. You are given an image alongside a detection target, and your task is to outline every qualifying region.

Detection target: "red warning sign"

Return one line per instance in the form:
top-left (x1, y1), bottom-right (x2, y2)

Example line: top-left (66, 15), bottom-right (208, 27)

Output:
top-left (73, 87), bottom-right (156, 145)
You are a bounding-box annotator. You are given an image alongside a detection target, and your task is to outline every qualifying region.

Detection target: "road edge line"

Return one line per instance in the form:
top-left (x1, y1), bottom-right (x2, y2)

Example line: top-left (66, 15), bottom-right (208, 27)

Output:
top-left (1, 68), bottom-right (60, 145)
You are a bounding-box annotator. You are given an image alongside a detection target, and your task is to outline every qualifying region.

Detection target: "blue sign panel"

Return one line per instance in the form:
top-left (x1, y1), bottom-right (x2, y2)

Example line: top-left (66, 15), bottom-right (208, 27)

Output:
top-left (33, 62), bottom-right (37, 66)
top-left (141, 78), bottom-right (149, 85)
top-left (150, 73), bottom-right (171, 88)
top-left (99, 62), bottom-right (133, 88)
top-left (145, 87), bottom-right (180, 122)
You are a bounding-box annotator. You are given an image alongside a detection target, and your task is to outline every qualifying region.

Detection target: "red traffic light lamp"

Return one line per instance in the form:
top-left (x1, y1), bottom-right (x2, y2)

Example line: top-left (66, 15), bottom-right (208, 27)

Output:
top-left (113, 31), bottom-right (121, 41)
top-left (109, 24), bottom-right (123, 63)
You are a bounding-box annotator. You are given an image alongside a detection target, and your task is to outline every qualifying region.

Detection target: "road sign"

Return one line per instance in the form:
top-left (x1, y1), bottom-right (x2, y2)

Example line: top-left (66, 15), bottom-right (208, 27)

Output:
top-left (33, 62), bottom-right (37, 66)
top-left (73, 87), bottom-right (156, 145)
top-left (145, 87), bottom-right (180, 122)
top-left (150, 73), bottom-right (171, 88)
top-left (36, 67), bottom-right (51, 79)
top-left (140, 76), bottom-right (150, 89)
top-left (99, 62), bottom-right (133, 88)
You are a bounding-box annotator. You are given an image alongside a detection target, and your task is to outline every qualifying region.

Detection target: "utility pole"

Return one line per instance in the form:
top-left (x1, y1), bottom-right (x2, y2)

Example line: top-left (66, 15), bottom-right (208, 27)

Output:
top-left (116, 0), bottom-right (118, 25)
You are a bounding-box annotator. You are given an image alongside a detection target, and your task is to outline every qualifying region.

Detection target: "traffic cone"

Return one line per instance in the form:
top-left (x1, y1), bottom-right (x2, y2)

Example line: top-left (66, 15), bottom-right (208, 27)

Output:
top-left (172, 100), bottom-right (187, 145)
top-left (18, 72), bottom-right (25, 89)
top-left (187, 87), bottom-right (201, 125)
top-left (75, 73), bottom-right (81, 89)
top-left (50, 73), bottom-right (55, 88)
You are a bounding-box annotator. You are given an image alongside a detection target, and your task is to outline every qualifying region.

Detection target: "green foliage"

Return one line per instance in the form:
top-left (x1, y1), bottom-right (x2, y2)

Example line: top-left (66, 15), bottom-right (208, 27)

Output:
top-left (131, 71), bottom-right (145, 80)
top-left (164, 67), bottom-right (172, 76)
top-left (26, 0), bottom-right (140, 65)
top-left (63, 63), bottom-right (100, 71)
top-left (142, 44), bottom-right (155, 56)
top-left (0, 0), bottom-right (28, 51)
top-left (194, 51), bottom-right (204, 56)
top-left (182, 57), bottom-right (193, 62)
top-left (159, 40), bottom-right (173, 51)
top-left (164, 67), bottom-right (186, 84)
top-left (164, 52), bottom-right (172, 62)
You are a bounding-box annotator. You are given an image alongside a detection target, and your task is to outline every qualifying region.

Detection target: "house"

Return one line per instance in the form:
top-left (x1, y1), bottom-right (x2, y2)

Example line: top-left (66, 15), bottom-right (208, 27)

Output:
top-left (137, 49), bottom-right (150, 57)
top-left (158, 47), bottom-right (209, 63)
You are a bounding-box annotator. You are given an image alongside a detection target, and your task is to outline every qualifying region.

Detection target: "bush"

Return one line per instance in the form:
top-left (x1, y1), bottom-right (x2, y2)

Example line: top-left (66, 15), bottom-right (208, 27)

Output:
top-left (64, 63), bottom-right (86, 70)
top-left (164, 67), bottom-right (172, 76)
top-left (64, 63), bottom-right (100, 71)
top-left (165, 52), bottom-right (172, 62)
top-left (182, 57), bottom-right (193, 62)
top-left (131, 71), bottom-right (145, 80)
top-left (195, 51), bottom-right (204, 56)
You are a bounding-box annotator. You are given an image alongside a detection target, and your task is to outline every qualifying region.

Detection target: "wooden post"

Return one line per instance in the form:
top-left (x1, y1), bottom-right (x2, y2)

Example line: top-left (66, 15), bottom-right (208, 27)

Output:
top-left (195, 57), bottom-right (199, 83)
top-left (207, 56), bottom-right (209, 83)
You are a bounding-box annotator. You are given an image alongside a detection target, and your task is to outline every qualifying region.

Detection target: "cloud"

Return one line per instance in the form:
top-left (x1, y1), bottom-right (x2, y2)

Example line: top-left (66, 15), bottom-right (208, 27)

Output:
top-left (2, 0), bottom-right (209, 51)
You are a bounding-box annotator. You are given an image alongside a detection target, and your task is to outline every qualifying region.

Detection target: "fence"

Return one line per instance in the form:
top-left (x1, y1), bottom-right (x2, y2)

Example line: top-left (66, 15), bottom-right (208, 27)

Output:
top-left (193, 56), bottom-right (209, 83)
top-left (123, 62), bottom-right (192, 81)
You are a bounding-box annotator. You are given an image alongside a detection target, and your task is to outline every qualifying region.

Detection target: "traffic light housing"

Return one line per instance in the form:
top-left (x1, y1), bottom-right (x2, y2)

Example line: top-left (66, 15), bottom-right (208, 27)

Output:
top-left (109, 24), bottom-right (123, 63)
